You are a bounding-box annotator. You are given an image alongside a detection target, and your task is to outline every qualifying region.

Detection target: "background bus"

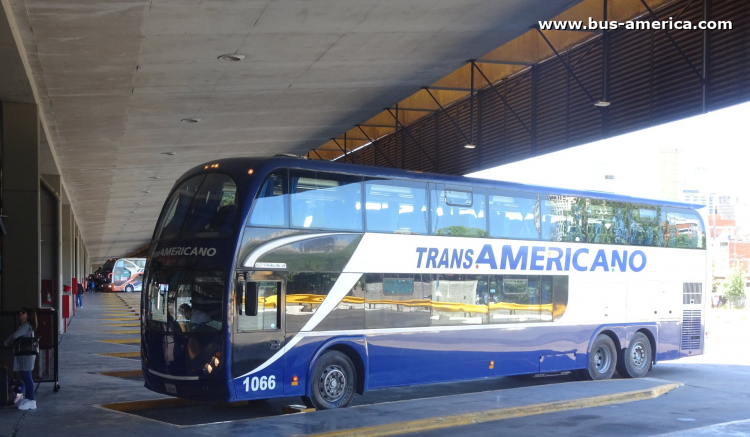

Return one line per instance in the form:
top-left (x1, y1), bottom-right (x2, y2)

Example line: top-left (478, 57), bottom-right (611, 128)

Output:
top-left (141, 157), bottom-right (706, 410)
top-left (103, 258), bottom-right (146, 292)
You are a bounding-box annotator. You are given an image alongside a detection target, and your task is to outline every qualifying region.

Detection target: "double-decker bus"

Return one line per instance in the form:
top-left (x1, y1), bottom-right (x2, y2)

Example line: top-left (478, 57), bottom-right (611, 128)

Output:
top-left (141, 157), bottom-right (706, 410)
top-left (106, 258), bottom-right (146, 292)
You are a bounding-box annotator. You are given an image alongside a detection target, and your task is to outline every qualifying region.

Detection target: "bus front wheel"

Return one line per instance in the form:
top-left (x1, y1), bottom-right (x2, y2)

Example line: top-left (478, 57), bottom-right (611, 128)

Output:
top-left (579, 334), bottom-right (617, 381)
top-left (616, 332), bottom-right (652, 378)
top-left (303, 351), bottom-right (357, 410)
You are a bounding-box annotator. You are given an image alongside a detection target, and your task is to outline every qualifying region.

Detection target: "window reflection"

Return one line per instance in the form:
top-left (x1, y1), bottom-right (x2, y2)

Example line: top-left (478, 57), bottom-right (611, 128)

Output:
top-left (488, 275), bottom-right (543, 323)
top-left (428, 274), bottom-right (488, 326)
top-left (364, 274), bottom-right (430, 329)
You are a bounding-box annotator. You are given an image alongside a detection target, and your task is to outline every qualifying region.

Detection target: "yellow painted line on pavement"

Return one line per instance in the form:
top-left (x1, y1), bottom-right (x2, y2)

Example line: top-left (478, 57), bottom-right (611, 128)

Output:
top-left (101, 338), bottom-right (140, 345)
top-left (311, 383), bottom-right (683, 437)
top-left (103, 330), bottom-right (141, 334)
top-left (103, 313), bottom-right (137, 317)
top-left (100, 370), bottom-right (143, 379)
top-left (101, 318), bottom-right (139, 321)
top-left (101, 323), bottom-right (140, 327)
top-left (100, 351), bottom-right (141, 358)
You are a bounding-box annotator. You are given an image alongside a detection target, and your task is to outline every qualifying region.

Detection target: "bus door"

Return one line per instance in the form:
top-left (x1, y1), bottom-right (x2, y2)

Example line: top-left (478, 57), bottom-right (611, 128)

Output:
top-left (233, 271), bottom-right (285, 387)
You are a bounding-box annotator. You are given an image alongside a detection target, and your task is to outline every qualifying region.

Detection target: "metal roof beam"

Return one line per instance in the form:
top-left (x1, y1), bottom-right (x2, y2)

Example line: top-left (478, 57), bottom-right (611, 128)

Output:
top-left (474, 60), bottom-right (534, 66)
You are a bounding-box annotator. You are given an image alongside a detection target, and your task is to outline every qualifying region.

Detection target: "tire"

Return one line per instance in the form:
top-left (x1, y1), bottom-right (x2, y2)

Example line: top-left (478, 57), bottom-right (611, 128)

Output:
top-left (303, 351), bottom-right (356, 410)
top-left (616, 332), bottom-right (652, 378)
top-left (579, 334), bottom-right (618, 381)
top-left (125, 285), bottom-right (134, 293)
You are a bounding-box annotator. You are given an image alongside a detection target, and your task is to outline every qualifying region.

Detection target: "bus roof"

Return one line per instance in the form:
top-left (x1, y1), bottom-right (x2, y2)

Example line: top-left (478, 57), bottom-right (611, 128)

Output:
top-left (180, 156), bottom-right (705, 211)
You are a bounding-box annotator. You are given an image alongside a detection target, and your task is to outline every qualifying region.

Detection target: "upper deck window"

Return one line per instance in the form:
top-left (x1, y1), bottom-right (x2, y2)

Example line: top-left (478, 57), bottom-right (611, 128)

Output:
top-left (663, 208), bottom-right (705, 249)
top-left (290, 171), bottom-right (363, 232)
top-left (488, 191), bottom-right (538, 240)
top-left (365, 180), bottom-right (428, 235)
top-left (431, 184), bottom-right (487, 237)
top-left (248, 172), bottom-right (288, 227)
top-left (154, 175), bottom-right (206, 240)
top-left (181, 174), bottom-right (238, 239)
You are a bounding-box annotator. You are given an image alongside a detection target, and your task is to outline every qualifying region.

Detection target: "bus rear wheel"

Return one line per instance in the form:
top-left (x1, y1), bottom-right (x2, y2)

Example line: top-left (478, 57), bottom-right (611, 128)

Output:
top-left (303, 351), bottom-right (356, 410)
top-left (616, 332), bottom-right (652, 378)
top-left (579, 334), bottom-right (617, 381)
top-left (125, 284), bottom-right (134, 293)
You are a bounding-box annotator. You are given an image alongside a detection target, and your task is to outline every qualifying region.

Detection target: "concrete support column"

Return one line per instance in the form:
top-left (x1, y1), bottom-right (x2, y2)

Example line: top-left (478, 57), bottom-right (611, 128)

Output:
top-left (1, 102), bottom-right (40, 311)
top-left (62, 205), bottom-right (72, 289)
top-left (41, 174), bottom-right (62, 323)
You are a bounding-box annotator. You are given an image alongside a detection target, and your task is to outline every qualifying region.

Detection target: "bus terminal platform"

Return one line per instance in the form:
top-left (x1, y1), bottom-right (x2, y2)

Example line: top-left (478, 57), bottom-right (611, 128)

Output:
top-left (1, 293), bottom-right (749, 437)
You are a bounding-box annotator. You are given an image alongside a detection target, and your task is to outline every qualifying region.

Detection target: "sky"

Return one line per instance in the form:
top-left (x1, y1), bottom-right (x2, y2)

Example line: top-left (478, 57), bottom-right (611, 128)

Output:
top-left (468, 101), bottom-right (750, 202)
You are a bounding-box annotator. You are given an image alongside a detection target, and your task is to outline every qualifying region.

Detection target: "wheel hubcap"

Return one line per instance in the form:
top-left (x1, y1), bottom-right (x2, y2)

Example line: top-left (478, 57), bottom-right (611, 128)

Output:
top-left (594, 346), bottom-right (612, 373)
top-left (319, 365), bottom-right (346, 402)
top-left (631, 342), bottom-right (647, 369)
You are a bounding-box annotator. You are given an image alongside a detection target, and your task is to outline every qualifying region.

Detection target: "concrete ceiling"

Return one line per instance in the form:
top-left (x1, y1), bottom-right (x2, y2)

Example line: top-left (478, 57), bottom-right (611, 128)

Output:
top-left (1, 0), bottom-right (583, 263)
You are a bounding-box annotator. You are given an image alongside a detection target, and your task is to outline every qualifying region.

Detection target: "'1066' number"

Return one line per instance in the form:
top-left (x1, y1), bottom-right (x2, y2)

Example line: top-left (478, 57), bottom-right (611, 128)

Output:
top-left (243, 375), bottom-right (276, 392)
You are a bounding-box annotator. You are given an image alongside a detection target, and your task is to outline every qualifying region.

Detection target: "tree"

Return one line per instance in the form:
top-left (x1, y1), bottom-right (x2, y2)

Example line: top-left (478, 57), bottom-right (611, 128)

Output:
top-left (723, 261), bottom-right (747, 308)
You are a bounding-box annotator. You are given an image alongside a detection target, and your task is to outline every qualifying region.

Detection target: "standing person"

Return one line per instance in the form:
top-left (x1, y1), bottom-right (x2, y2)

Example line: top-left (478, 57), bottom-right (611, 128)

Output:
top-left (3, 308), bottom-right (38, 410)
top-left (76, 281), bottom-right (85, 308)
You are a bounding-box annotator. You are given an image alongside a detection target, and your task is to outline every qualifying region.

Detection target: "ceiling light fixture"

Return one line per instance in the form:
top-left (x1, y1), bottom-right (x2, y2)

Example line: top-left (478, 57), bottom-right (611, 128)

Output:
top-left (181, 118), bottom-right (201, 123)
top-left (464, 144), bottom-right (477, 149)
top-left (218, 54), bottom-right (245, 62)
top-left (594, 100), bottom-right (611, 107)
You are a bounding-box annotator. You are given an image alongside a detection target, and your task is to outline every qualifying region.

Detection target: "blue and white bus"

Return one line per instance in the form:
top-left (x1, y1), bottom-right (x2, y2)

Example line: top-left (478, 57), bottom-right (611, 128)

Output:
top-left (141, 156), bottom-right (706, 410)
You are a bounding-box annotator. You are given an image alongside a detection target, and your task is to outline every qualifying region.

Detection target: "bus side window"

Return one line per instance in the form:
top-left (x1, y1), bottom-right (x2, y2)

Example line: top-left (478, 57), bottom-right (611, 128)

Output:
top-left (629, 206), bottom-right (663, 247)
top-left (237, 280), bottom-right (279, 332)
top-left (365, 273), bottom-right (429, 329)
top-left (429, 274), bottom-right (488, 326)
top-left (586, 199), bottom-right (629, 245)
top-left (248, 171), bottom-right (288, 227)
top-left (290, 171), bottom-right (363, 232)
top-left (285, 273), bottom-right (339, 333)
top-left (431, 185), bottom-right (487, 237)
top-left (365, 180), bottom-right (428, 234)
top-left (663, 208), bottom-right (705, 249)
top-left (488, 275), bottom-right (542, 323)
top-left (542, 195), bottom-right (584, 242)
top-left (488, 191), bottom-right (538, 240)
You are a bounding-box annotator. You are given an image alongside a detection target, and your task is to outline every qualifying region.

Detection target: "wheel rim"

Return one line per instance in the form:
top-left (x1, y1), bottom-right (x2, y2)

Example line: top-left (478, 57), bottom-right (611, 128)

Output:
top-left (631, 341), bottom-right (647, 369)
top-left (594, 346), bottom-right (612, 374)
top-left (319, 365), bottom-right (347, 402)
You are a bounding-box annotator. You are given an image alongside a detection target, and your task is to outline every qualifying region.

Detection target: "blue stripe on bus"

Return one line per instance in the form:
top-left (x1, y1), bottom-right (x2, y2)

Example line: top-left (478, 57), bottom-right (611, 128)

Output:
top-left (228, 321), bottom-right (680, 401)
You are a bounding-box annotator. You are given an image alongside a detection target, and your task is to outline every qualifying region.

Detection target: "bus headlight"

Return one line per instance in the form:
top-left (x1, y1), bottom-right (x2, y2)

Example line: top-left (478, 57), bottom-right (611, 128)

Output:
top-left (203, 363), bottom-right (213, 375)
top-left (212, 357), bottom-right (220, 368)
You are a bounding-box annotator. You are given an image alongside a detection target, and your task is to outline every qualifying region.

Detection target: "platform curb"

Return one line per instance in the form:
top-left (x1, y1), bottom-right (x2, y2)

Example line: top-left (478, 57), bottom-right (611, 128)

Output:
top-left (309, 382), bottom-right (682, 437)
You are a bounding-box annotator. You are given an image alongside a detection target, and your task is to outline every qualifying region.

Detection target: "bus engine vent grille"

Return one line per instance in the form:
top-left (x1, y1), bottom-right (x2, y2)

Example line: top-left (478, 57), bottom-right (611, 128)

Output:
top-left (681, 309), bottom-right (702, 350)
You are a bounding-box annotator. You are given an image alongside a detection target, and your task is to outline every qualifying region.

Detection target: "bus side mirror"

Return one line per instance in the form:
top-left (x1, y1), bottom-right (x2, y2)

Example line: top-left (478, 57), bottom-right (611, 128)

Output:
top-left (245, 282), bottom-right (258, 316)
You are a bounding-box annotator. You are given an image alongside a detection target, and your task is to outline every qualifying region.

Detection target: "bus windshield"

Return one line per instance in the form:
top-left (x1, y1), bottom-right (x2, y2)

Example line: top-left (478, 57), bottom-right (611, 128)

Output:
top-left (145, 270), bottom-right (224, 333)
top-left (153, 173), bottom-right (238, 241)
